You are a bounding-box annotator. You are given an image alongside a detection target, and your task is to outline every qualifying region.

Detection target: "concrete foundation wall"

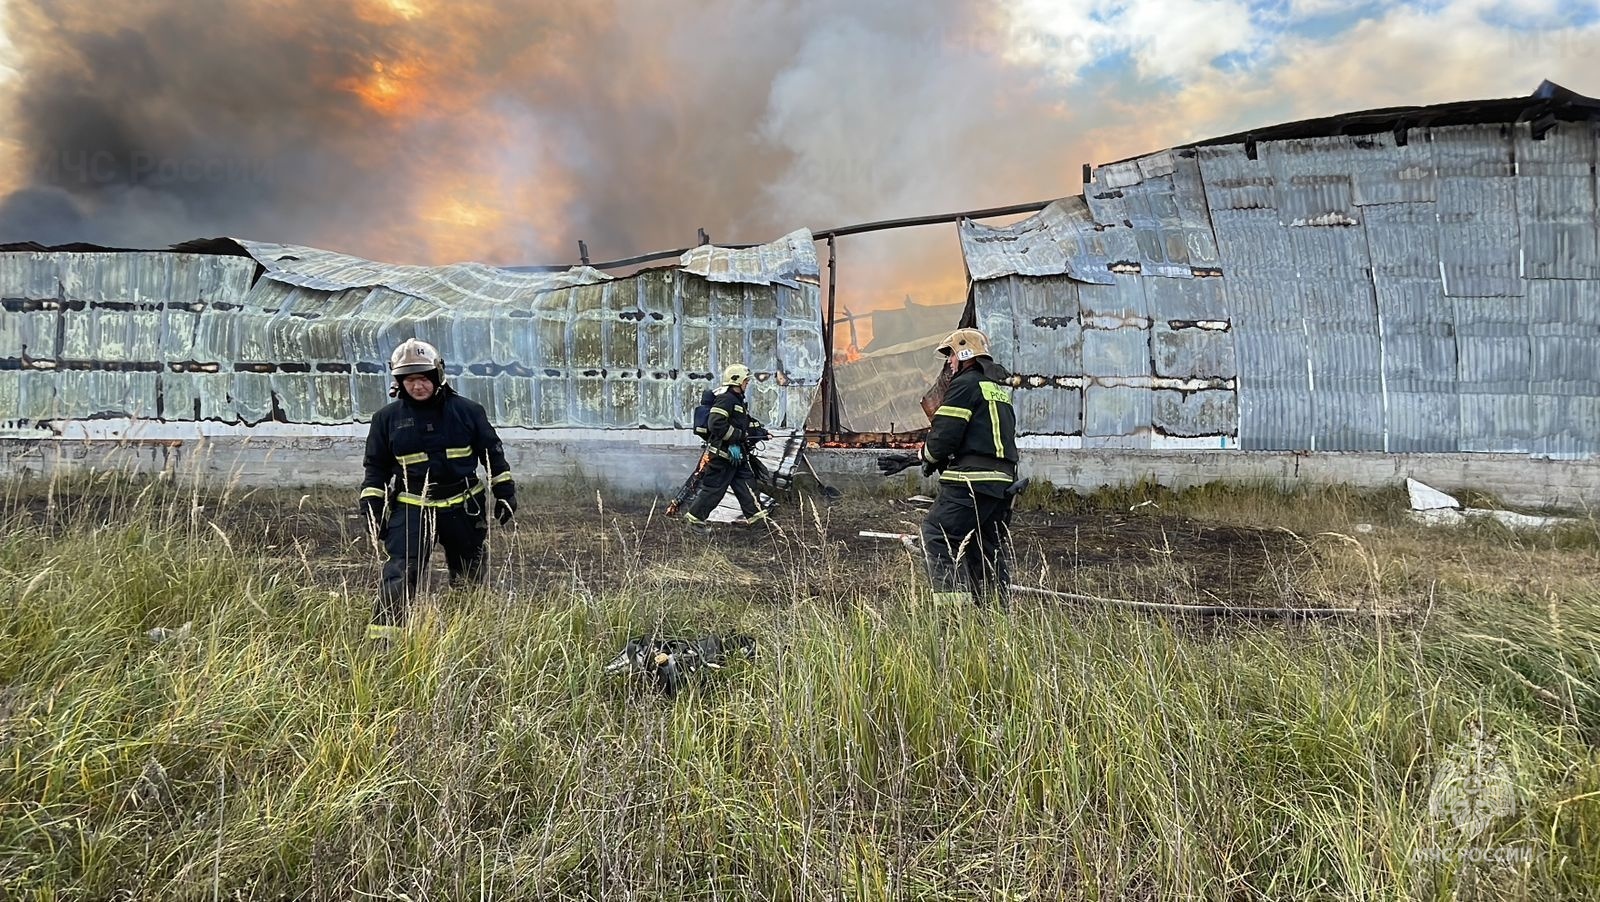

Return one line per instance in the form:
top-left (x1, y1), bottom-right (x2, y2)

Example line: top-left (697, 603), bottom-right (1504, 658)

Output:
top-left (0, 431), bottom-right (707, 496)
top-left (805, 447), bottom-right (1600, 511)
top-left (4, 435), bottom-right (1595, 511)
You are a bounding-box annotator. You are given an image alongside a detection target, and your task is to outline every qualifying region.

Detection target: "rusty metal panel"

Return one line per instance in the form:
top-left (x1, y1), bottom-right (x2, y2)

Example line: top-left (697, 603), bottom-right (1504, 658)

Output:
top-left (1154, 390), bottom-right (1236, 438)
top-left (1014, 385), bottom-right (1081, 435)
top-left (1438, 176), bottom-right (1523, 297)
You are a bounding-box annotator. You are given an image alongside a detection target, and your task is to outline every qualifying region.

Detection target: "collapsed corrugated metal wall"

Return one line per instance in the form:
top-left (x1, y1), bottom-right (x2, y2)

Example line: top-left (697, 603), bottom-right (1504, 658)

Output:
top-left (962, 113), bottom-right (1600, 457)
top-left (0, 230), bottom-right (823, 433)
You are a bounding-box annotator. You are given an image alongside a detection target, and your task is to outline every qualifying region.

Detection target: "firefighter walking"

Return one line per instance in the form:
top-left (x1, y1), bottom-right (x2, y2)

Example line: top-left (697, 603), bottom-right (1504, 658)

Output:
top-left (358, 339), bottom-right (518, 642)
top-left (681, 363), bottom-right (772, 531)
top-left (915, 328), bottom-right (1019, 607)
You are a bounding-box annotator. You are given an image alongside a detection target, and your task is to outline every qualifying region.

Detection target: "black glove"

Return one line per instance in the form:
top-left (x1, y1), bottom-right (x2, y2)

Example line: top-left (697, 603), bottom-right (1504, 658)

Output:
top-left (922, 461), bottom-right (939, 478)
top-left (360, 496), bottom-right (388, 541)
top-left (491, 478), bottom-right (518, 526)
top-left (748, 426), bottom-right (772, 443)
top-left (495, 498), bottom-right (516, 526)
top-left (877, 452), bottom-right (918, 477)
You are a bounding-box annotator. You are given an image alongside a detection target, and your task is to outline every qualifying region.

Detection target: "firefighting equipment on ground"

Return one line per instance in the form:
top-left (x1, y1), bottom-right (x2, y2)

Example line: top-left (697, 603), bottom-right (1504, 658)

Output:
top-left (604, 635), bottom-right (757, 698)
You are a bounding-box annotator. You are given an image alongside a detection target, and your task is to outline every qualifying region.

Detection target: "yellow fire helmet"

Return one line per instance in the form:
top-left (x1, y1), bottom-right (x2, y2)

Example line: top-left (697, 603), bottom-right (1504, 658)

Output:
top-left (936, 328), bottom-right (990, 361)
top-left (721, 363), bottom-right (753, 387)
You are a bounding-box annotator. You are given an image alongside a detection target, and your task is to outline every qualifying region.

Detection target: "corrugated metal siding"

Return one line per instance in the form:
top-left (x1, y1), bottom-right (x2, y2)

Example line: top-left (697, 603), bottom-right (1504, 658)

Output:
top-left (965, 119), bottom-right (1598, 457)
top-left (1, 232), bottom-right (822, 430)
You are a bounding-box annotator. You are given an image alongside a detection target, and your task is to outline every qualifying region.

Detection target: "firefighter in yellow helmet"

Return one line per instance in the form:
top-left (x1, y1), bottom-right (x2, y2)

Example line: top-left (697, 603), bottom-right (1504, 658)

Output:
top-left (358, 339), bottom-right (517, 642)
top-left (916, 328), bottom-right (1019, 607)
top-left (680, 362), bottom-right (773, 531)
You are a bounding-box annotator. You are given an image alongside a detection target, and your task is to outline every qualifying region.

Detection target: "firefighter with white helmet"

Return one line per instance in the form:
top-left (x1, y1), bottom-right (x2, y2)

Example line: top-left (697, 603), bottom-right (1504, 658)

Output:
top-left (881, 327), bottom-right (1019, 607)
top-left (680, 362), bottom-right (772, 531)
top-left (358, 338), bottom-right (517, 642)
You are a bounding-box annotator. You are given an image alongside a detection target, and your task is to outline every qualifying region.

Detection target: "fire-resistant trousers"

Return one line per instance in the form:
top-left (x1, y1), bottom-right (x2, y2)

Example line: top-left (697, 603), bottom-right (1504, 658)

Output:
top-left (919, 482), bottom-right (1014, 606)
top-left (373, 498), bottom-right (488, 629)
top-left (684, 455), bottom-right (762, 521)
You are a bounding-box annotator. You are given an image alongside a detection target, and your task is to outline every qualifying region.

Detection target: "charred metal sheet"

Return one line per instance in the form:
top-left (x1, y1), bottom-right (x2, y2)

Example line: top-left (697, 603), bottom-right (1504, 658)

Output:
top-left (832, 334), bottom-right (944, 434)
top-left (678, 229), bottom-right (819, 287)
top-left (238, 239), bottom-right (613, 298)
top-left (1083, 385), bottom-right (1151, 444)
top-left (1203, 207), bottom-right (1294, 275)
top-left (1351, 131), bottom-right (1436, 206)
top-left (0, 252), bottom-right (62, 300)
top-left (1013, 385), bottom-right (1082, 435)
top-left (1, 235), bottom-right (820, 432)
top-left (1196, 144), bottom-right (1275, 212)
top-left (1153, 324), bottom-right (1234, 380)
top-left (1012, 276), bottom-right (1082, 377)
top-left (1153, 390), bottom-right (1236, 438)
top-left (1077, 275), bottom-right (1147, 320)
top-left (959, 198), bottom-right (1115, 284)
top-left (1266, 137), bottom-right (1361, 227)
top-left (1144, 271), bottom-right (1228, 321)
top-left (1172, 153), bottom-right (1221, 267)
top-left (1081, 327), bottom-right (1149, 379)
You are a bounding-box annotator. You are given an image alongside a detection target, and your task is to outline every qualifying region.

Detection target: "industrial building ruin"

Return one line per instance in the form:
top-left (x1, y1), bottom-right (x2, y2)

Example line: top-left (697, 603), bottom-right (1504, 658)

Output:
top-left (953, 81), bottom-right (1600, 505)
top-left (3, 83), bottom-right (1599, 505)
top-left (0, 231), bottom-right (822, 492)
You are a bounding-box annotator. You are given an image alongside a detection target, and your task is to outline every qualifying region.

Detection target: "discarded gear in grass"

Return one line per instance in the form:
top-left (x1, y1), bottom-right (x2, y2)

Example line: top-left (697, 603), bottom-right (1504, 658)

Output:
top-left (603, 635), bottom-right (757, 698)
top-left (859, 530), bottom-right (921, 549)
top-left (1406, 478), bottom-right (1581, 530)
top-left (147, 621), bottom-right (193, 643)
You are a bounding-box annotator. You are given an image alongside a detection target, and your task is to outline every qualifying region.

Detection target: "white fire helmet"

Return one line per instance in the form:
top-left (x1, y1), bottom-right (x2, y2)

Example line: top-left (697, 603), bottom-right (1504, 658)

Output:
top-left (389, 338), bottom-right (445, 385)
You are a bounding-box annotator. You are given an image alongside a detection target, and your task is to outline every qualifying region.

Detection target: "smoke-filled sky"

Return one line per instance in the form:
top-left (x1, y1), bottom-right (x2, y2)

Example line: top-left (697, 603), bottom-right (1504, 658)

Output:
top-left (1, 0), bottom-right (1597, 319)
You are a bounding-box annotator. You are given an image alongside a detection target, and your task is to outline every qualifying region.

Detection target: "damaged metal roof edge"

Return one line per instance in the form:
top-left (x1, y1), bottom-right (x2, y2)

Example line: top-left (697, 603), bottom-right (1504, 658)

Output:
top-left (1099, 79), bottom-right (1600, 171)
